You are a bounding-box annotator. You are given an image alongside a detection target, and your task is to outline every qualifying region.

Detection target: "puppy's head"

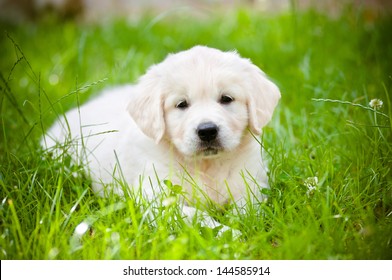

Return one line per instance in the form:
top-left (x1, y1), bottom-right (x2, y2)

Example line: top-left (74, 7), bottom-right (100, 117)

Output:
top-left (127, 46), bottom-right (280, 157)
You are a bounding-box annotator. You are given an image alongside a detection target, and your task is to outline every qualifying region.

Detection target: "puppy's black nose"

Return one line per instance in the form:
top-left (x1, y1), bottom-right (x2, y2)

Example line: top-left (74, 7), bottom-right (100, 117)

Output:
top-left (197, 122), bottom-right (219, 142)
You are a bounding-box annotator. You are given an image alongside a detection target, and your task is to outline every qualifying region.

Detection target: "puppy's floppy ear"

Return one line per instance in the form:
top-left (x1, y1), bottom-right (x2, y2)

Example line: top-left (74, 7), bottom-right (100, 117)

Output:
top-left (247, 64), bottom-right (281, 135)
top-left (127, 67), bottom-right (165, 143)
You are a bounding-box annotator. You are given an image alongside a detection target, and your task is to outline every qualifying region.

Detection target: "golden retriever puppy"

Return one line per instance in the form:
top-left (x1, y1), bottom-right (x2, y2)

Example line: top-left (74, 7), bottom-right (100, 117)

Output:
top-left (42, 46), bottom-right (280, 234)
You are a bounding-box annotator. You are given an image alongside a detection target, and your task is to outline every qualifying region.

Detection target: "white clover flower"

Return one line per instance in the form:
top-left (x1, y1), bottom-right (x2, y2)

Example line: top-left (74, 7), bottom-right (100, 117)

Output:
top-left (304, 176), bottom-right (318, 188)
top-left (304, 176), bottom-right (319, 196)
top-left (369, 99), bottom-right (383, 110)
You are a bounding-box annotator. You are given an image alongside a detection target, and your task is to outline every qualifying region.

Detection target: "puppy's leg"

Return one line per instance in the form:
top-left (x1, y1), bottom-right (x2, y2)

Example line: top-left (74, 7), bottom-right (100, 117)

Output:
top-left (181, 205), bottom-right (241, 238)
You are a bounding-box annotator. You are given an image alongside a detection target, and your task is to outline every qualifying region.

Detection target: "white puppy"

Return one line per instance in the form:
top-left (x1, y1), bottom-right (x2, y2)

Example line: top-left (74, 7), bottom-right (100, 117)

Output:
top-left (42, 46), bottom-right (280, 233)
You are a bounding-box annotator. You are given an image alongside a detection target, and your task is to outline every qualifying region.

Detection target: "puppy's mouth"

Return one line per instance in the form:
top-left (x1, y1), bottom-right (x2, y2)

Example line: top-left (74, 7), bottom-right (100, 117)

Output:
top-left (197, 141), bottom-right (223, 157)
top-left (201, 147), bottom-right (219, 156)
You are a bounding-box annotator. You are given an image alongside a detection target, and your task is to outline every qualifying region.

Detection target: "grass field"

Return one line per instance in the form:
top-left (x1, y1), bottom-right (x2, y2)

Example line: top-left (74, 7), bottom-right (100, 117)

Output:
top-left (1, 6), bottom-right (391, 260)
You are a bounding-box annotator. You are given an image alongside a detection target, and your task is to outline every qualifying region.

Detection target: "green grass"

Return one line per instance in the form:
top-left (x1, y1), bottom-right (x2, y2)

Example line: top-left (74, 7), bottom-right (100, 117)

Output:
top-left (1, 7), bottom-right (392, 259)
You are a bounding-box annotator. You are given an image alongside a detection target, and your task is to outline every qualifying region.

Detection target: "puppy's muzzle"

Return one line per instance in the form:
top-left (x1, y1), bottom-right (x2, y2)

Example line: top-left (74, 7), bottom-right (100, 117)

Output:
top-left (196, 122), bottom-right (222, 156)
top-left (197, 122), bottom-right (219, 142)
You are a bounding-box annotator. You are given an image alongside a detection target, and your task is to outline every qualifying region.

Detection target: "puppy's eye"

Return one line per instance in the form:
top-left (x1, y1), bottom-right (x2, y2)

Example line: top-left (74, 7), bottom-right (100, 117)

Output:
top-left (220, 94), bottom-right (234, 105)
top-left (176, 100), bottom-right (189, 109)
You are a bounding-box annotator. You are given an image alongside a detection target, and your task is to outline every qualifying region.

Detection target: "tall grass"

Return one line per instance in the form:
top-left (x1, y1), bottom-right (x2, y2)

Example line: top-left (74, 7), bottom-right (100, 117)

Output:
top-left (0, 8), bottom-right (391, 259)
